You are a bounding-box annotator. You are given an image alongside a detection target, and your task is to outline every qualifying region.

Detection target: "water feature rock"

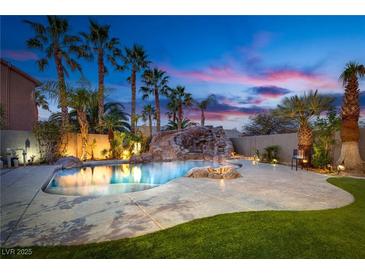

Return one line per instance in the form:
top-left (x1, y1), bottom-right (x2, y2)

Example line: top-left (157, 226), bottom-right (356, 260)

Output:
top-left (186, 165), bottom-right (241, 179)
top-left (55, 156), bottom-right (83, 169)
top-left (149, 126), bottom-right (233, 161)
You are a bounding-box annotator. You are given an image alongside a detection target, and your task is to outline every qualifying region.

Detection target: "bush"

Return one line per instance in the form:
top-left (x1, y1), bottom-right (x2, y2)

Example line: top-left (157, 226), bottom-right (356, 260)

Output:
top-left (33, 120), bottom-right (63, 163)
top-left (312, 112), bottom-right (340, 168)
top-left (263, 145), bottom-right (280, 163)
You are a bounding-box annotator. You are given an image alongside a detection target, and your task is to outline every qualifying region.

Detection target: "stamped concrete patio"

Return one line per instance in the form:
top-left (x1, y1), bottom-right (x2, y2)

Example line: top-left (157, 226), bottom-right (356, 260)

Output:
top-left (0, 160), bottom-right (353, 247)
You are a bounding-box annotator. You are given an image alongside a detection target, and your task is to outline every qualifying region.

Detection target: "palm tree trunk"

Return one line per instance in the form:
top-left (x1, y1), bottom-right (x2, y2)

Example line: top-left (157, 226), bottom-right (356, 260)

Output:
top-left (77, 110), bottom-right (89, 161)
top-left (97, 48), bottom-right (105, 131)
top-left (131, 67), bottom-right (137, 133)
top-left (54, 51), bottom-right (69, 130)
top-left (297, 122), bottom-right (313, 164)
top-left (154, 86), bottom-right (160, 132)
top-left (338, 75), bottom-right (363, 169)
top-left (178, 102), bottom-right (182, 131)
top-left (201, 109), bottom-right (205, 126)
top-left (148, 114), bottom-right (152, 137)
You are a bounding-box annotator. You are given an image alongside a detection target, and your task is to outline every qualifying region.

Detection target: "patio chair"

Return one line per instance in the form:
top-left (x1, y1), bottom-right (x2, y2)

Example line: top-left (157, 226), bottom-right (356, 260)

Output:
top-left (291, 149), bottom-right (303, 171)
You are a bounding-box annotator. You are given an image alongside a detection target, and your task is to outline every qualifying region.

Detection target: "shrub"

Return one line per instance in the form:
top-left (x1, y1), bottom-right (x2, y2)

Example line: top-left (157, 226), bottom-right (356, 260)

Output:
top-left (312, 112), bottom-right (340, 168)
top-left (263, 145), bottom-right (280, 163)
top-left (33, 120), bottom-right (63, 163)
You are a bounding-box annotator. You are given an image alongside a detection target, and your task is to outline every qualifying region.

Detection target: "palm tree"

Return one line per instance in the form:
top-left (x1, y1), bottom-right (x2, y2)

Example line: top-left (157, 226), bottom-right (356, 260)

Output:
top-left (166, 118), bottom-right (195, 130)
top-left (141, 104), bottom-right (156, 137)
top-left (67, 88), bottom-right (91, 160)
top-left (337, 62), bottom-right (365, 170)
top-left (122, 44), bottom-right (149, 133)
top-left (274, 90), bottom-right (334, 159)
top-left (169, 86), bottom-right (193, 131)
top-left (195, 94), bottom-right (216, 126)
top-left (24, 16), bottom-right (86, 130)
top-left (34, 89), bottom-right (49, 119)
top-left (80, 19), bottom-right (122, 130)
top-left (141, 68), bottom-right (169, 132)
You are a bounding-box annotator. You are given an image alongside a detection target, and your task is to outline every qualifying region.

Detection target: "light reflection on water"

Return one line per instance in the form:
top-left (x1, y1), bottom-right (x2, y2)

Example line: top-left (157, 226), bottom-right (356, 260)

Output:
top-left (46, 160), bottom-right (219, 196)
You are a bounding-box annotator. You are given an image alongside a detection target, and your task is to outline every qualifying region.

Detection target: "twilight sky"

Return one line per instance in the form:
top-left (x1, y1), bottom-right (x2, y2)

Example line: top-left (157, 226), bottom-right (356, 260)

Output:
top-left (1, 16), bottom-right (365, 129)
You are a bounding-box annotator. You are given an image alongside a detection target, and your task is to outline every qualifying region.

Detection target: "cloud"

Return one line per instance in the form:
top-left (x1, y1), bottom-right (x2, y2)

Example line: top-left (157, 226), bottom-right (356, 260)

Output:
top-left (2, 49), bottom-right (38, 61)
top-left (162, 63), bottom-right (337, 90)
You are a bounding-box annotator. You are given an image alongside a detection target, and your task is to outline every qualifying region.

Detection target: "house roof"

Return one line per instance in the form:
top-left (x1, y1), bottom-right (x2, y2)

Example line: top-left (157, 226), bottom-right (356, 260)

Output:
top-left (1, 58), bottom-right (41, 86)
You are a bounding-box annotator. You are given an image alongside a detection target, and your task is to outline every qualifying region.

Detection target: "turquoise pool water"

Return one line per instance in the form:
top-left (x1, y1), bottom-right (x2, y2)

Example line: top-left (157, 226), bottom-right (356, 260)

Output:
top-left (45, 160), bottom-right (220, 196)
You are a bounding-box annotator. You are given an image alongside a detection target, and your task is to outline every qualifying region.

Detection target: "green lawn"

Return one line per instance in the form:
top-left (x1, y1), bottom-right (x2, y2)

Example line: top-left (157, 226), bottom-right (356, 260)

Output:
top-left (2, 177), bottom-right (365, 259)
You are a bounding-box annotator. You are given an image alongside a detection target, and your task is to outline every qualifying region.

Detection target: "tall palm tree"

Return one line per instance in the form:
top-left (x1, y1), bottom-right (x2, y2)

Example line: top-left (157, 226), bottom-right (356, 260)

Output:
top-left (67, 88), bottom-right (91, 160)
top-left (24, 16), bottom-right (86, 130)
top-left (80, 19), bottom-right (122, 130)
top-left (169, 86), bottom-right (193, 131)
top-left (141, 68), bottom-right (169, 132)
top-left (195, 94), bottom-right (216, 126)
top-left (122, 44), bottom-right (149, 133)
top-left (337, 62), bottom-right (365, 170)
top-left (141, 104), bottom-right (156, 137)
top-left (34, 89), bottom-right (49, 119)
top-left (274, 90), bottom-right (334, 159)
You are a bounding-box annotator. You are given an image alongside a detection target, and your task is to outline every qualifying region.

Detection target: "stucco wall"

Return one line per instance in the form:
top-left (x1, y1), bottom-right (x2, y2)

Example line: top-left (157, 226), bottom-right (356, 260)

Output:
top-left (0, 130), bottom-right (110, 164)
top-left (231, 128), bottom-right (365, 163)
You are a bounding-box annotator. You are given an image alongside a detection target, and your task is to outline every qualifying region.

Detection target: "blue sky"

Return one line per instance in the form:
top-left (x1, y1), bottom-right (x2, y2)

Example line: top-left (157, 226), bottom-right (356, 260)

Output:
top-left (1, 16), bottom-right (365, 129)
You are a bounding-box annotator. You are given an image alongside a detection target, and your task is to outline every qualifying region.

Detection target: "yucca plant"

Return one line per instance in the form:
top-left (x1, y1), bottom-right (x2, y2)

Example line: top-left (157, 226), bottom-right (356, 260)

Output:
top-left (337, 62), bottom-right (365, 170)
top-left (274, 90), bottom-right (334, 160)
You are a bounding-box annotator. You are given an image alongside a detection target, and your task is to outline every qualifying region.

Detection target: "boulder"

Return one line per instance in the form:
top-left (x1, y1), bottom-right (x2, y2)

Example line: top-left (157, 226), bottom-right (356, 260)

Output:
top-left (186, 166), bottom-right (210, 178)
top-left (186, 165), bottom-right (241, 179)
top-left (149, 126), bottom-right (234, 161)
top-left (55, 156), bottom-right (83, 169)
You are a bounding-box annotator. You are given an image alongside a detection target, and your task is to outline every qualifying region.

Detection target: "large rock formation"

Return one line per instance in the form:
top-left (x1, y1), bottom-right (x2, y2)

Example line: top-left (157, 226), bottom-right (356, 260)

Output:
top-left (147, 126), bottom-right (234, 161)
top-left (55, 156), bottom-right (83, 169)
top-left (186, 165), bottom-right (241, 179)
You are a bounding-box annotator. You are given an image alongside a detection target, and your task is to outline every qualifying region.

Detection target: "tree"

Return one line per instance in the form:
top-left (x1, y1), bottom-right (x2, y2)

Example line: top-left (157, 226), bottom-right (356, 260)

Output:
top-left (67, 88), bottom-right (91, 160)
top-left (141, 68), bottom-right (169, 132)
top-left (242, 112), bottom-right (298, 136)
top-left (122, 44), bottom-right (149, 133)
top-left (273, 90), bottom-right (334, 158)
top-left (337, 62), bottom-right (365, 170)
top-left (34, 89), bottom-right (49, 119)
top-left (195, 94), bottom-right (216, 126)
top-left (141, 104), bottom-right (156, 137)
top-left (80, 19), bottom-right (122, 130)
top-left (169, 86), bottom-right (193, 131)
top-left (24, 16), bottom-right (86, 130)
top-left (166, 118), bottom-right (195, 131)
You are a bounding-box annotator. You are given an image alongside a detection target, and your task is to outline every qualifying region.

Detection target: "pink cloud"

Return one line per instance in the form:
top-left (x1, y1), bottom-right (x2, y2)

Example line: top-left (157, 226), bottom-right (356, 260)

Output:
top-left (161, 63), bottom-right (338, 90)
top-left (2, 50), bottom-right (38, 61)
top-left (188, 109), bottom-right (254, 122)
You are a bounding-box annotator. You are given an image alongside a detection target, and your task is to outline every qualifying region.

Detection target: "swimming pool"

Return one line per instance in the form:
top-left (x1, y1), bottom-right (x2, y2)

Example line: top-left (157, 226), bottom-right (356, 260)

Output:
top-left (45, 160), bottom-right (220, 196)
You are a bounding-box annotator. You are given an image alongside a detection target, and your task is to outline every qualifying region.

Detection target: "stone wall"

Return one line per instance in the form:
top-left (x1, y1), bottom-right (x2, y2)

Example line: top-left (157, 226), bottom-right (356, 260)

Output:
top-left (0, 130), bottom-right (110, 164)
top-left (231, 128), bottom-right (365, 164)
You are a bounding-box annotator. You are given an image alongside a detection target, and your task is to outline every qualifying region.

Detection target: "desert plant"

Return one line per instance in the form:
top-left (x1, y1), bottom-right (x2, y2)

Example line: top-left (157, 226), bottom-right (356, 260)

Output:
top-left (273, 90), bottom-right (334, 160)
top-left (168, 86), bottom-right (193, 131)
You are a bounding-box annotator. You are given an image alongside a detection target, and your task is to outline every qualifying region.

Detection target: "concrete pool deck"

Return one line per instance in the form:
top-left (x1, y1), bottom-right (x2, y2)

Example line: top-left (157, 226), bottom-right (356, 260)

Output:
top-left (0, 160), bottom-right (354, 247)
